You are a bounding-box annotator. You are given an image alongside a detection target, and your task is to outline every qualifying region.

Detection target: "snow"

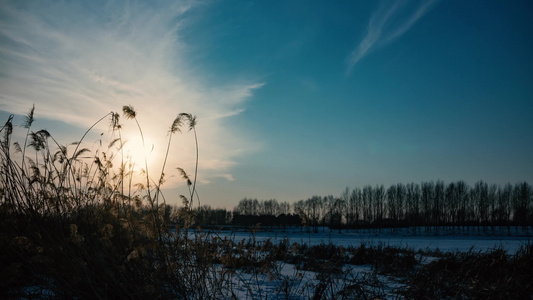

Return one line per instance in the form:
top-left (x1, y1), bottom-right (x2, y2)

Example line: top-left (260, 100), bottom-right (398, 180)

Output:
top-left (185, 226), bottom-right (532, 299)
top-left (205, 226), bottom-right (531, 253)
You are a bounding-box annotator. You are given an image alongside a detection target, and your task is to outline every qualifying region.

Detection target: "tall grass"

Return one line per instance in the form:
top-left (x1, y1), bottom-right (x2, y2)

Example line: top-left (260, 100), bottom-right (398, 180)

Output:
top-left (0, 106), bottom-right (203, 298)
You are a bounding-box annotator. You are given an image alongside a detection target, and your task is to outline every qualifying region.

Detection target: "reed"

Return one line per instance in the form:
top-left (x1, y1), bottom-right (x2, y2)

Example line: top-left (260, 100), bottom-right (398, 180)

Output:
top-left (0, 106), bottom-right (202, 298)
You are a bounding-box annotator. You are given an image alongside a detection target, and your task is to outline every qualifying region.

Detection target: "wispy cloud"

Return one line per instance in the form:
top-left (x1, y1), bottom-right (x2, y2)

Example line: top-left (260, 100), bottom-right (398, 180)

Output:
top-left (0, 0), bottom-right (263, 186)
top-left (215, 174), bottom-right (235, 182)
top-left (346, 0), bottom-right (438, 74)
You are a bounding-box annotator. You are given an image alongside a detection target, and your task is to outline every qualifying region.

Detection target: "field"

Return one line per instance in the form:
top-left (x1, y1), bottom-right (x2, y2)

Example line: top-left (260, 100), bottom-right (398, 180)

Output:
top-left (4, 210), bottom-right (532, 299)
top-left (193, 226), bottom-right (532, 299)
top-left (2, 108), bottom-right (532, 299)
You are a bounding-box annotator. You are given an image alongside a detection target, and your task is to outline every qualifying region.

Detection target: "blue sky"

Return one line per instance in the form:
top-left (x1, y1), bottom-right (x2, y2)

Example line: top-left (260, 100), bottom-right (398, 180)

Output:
top-left (1, 0), bottom-right (532, 208)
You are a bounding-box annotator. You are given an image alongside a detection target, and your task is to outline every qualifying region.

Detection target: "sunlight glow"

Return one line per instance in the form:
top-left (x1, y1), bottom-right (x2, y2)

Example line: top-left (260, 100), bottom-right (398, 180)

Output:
top-left (0, 0), bottom-right (262, 194)
top-left (121, 135), bottom-right (159, 177)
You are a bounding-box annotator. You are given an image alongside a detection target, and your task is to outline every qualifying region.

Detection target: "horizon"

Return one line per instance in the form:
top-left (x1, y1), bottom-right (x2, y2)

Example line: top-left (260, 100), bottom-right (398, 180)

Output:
top-left (1, 0), bottom-right (532, 209)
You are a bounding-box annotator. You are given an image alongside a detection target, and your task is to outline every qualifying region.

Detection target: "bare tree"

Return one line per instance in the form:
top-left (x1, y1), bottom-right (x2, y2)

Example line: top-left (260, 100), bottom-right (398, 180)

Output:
top-left (455, 180), bottom-right (469, 230)
top-left (406, 182), bottom-right (421, 229)
top-left (472, 181), bottom-right (489, 230)
top-left (307, 196), bottom-right (323, 232)
top-left (445, 182), bottom-right (458, 229)
top-left (373, 185), bottom-right (385, 223)
top-left (386, 184), bottom-right (406, 228)
top-left (279, 201), bottom-right (291, 215)
top-left (346, 188), bottom-right (361, 227)
top-left (512, 182), bottom-right (532, 228)
top-left (488, 184), bottom-right (498, 230)
top-left (434, 181), bottom-right (444, 230)
top-left (421, 181), bottom-right (434, 229)
top-left (497, 183), bottom-right (513, 231)
top-left (362, 185), bottom-right (373, 224)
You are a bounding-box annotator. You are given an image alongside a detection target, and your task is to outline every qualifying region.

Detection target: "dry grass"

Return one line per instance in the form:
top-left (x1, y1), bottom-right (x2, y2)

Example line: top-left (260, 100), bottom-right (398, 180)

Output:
top-left (402, 244), bottom-right (533, 299)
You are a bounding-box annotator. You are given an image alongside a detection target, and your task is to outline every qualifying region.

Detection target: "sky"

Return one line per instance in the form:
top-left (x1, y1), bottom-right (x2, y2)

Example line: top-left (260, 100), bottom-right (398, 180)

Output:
top-left (1, 0), bottom-right (532, 209)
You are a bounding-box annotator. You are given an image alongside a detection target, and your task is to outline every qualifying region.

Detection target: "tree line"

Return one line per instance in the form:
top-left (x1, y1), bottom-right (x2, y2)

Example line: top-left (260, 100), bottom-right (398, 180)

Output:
top-left (177, 181), bottom-right (532, 231)
top-left (295, 181), bottom-right (532, 232)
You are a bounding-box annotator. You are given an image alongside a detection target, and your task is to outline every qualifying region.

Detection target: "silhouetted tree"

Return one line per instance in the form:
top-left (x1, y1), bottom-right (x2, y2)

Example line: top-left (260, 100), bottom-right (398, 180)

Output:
top-left (512, 182), bottom-right (532, 228)
top-left (373, 185), bottom-right (385, 223)
top-left (496, 183), bottom-right (513, 231)
top-left (362, 185), bottom-right (372, 224)
top-left (433, 181), bottom-right (444, 230)
top-left (346, 188), bottom-right (361, 227)
top-left (406, 183), bottom-right (421, 229)
top-left (421, 182), bottom-right (434, 229)
top-left (488, 184), bottom-right (498, 229)
top-left (445, 182), bottom-right (457, 228)
top-left (472, 181), bottom-right (489, 230)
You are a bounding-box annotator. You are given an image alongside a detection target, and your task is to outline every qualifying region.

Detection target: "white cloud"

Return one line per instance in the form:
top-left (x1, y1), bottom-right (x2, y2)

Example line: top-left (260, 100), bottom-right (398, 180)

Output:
top-left (0, 0), bottom-right (262, 188)
top-left (346, 0), bottom-right (439, 74)
top-left (215, 174), bottom-right (235, 182)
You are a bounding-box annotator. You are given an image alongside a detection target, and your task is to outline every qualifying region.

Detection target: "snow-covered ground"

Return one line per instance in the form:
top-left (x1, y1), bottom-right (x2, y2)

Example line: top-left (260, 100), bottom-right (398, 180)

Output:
top-left (185, 226), bottom-right (532, 299)
top-left (203, 226), bottom-right (531, 253)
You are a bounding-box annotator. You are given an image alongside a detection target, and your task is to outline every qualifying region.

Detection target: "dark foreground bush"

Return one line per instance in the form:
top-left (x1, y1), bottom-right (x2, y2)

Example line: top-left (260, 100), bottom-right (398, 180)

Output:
top-left (0, 208), bottom-right (179, 299)
top-left (402, 244), bottom-right (533, 299)
top-left (286, 243), bottom-right (346, 274)
top-left (347, 243), bottom-right (419, 275)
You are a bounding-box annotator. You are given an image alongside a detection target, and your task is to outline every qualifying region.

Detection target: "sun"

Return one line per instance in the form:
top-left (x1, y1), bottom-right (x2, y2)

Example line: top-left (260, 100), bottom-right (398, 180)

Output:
top-left (120, 134), bottom-right (160, 181)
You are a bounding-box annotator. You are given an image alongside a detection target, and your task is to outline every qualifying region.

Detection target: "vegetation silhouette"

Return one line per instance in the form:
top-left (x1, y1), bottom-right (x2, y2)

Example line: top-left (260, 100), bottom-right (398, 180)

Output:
top-left (230, 181), bottom-right (532, 233)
